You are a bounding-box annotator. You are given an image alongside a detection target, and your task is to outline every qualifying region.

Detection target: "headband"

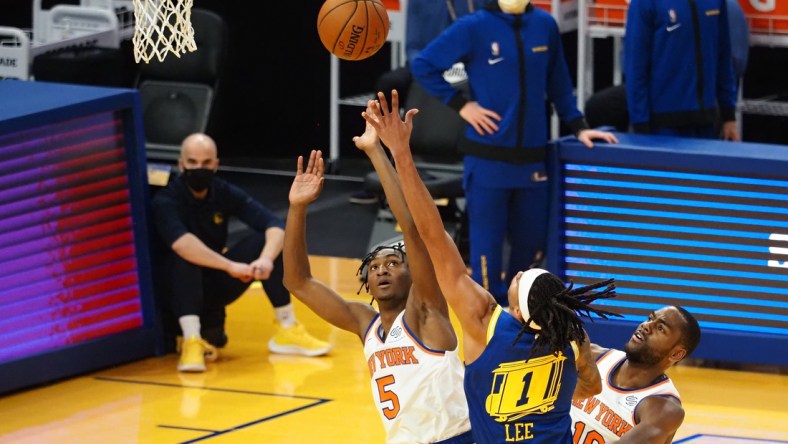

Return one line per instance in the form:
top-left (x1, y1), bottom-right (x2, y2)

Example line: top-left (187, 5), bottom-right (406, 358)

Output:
top-left (518, 268), bottom-right (549, 330)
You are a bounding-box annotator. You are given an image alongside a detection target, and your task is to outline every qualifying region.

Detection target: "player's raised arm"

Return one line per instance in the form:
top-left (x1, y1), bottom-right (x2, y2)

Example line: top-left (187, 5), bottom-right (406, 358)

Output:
top-left (283, 150), bottom-right (376, 337)
top-left (353, 102), bottom-right (456, 352)
top-left (363, 90), bottom-right (496, 362)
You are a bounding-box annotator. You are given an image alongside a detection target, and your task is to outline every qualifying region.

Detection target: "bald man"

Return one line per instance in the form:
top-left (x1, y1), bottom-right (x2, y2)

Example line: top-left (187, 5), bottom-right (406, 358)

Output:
top-left (151, 133), bottom-right (331, 372)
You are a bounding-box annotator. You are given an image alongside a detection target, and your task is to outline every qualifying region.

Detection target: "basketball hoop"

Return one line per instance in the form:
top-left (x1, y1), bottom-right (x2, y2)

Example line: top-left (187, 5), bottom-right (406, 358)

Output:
top-left (132, 0), bottom-right (197, 63)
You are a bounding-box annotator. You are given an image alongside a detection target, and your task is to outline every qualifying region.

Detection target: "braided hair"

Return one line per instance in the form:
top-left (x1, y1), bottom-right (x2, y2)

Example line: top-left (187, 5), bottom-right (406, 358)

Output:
top-left (356, 242), bottom-right (407, 303)
top-left (514, 270), bottom-right (622, 361)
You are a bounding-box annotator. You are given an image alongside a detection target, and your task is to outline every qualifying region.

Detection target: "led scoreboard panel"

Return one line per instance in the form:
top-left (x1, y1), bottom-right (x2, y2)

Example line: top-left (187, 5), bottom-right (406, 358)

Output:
top-left (0, 80), bottom-right (158, 394)
top-left (546, 134), bottom-right (788, 365)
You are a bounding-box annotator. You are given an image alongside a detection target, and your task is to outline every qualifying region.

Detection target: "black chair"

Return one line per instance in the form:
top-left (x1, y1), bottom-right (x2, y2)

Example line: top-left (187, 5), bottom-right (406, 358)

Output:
top-left (135, 8), bottom-right (228, 161)
top-left (363, 79), bottom-right (468, 258)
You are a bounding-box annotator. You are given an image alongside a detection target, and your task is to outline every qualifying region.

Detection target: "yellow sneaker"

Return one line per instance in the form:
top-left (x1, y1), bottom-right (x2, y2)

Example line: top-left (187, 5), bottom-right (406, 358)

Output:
top-left (175, 336), bottom-right (221, 358)
top-left (268, 322), bottom-right (332, 357)
top-left (177, 336), bottom-right (219, 372)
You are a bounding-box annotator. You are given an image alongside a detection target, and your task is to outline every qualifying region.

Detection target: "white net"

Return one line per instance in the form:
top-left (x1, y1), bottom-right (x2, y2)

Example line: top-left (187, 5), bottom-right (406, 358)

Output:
top-left (132, 0), bottom-right (196, 63)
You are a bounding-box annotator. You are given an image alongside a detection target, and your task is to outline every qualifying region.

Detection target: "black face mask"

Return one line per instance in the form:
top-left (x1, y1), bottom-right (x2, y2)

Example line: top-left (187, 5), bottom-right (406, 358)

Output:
top-left (182, 168), bottom-right (215, 192)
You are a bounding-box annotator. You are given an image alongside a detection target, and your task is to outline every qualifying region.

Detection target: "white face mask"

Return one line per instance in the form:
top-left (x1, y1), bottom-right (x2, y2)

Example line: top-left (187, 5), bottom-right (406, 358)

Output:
top-left (498, 0), bottom-right (530, 14)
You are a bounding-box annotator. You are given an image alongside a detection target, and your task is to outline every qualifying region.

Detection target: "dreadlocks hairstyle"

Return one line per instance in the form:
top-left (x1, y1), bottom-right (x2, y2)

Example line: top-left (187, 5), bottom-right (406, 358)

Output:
top-left (355, 242), bottom-right (407, 304)
top-left (513, 268), bottom-right (622, 361)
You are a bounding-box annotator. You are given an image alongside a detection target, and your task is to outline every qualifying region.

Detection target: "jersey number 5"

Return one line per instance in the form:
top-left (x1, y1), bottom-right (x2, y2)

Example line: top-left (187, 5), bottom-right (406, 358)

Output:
top-left (376, 375), bottom-right (400, 419)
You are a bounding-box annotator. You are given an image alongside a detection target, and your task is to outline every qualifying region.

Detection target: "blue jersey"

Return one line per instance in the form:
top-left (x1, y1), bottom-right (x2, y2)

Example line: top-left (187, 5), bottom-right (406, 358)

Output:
top-left (624, 0), bottom-right (737, 131)
top-left (464, 306), bottom-right (578, 444)
top-left (411, 5), bottom-right (587, 189)
top-left (411, 6), bottom-right (585, 152)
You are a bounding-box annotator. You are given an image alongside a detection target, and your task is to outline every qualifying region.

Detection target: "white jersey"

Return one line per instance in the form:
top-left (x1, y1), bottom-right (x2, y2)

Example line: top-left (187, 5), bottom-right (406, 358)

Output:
top-left (570, 349), bottom-right (681, 443)
top-left (363, 311), bottom-right (471, 444)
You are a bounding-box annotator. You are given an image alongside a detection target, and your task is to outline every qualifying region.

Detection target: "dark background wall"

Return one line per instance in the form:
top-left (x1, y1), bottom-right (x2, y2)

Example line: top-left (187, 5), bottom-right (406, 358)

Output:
top-left (168, 0), bottom-right (390, 161)
top-left (182, 0), bottom-right (388, 162)
top-left (4, 0), bottom-right (787, 163)
top-left (5, 0), bottom-right (392, 163)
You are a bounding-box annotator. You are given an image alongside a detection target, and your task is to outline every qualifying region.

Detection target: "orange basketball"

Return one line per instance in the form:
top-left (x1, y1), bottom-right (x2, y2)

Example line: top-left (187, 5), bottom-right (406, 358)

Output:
top-left (317, 0), bottom-right (390, 61)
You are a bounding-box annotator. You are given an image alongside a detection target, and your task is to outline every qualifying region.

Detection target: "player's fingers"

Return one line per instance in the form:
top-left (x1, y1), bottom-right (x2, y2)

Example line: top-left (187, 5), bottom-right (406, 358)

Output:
top-left (404, 108), bottom-right (419, 126)
top-left (471, 121), bottom-right (485, 136)
top-left (377, 91), bottom-right (390, 116)
top-left (362, 111), bottom-right (380, 130)
top-left (366, 99), bottom-right (377, 116)
top-left (296, 155), bottom-right (304, 175)
top-left (478, 117), bottom-right (497, 135)
top-left (361, 111), bottom-right (371, 126)
top-left (391, 89), bottom-right (400, 113)
top-left (305, 151), bottom-right (316, 173)
top-left (371, 105), bottom-right (383, 123)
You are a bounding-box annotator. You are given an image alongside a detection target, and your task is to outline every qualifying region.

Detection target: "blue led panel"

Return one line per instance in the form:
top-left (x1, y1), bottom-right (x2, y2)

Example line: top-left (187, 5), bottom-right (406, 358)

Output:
top-left (547, 134), bottom-right (788, 365)
top-left (0, 111), bottom-right (146, 363)
top-left (0, 80), bottom-right (158, 394)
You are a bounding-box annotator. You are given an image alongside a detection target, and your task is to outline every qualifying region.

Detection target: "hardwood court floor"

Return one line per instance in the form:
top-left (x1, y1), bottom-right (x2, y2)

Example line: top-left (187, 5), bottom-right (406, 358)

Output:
top-left (0, 255), bottom-right (787, 444)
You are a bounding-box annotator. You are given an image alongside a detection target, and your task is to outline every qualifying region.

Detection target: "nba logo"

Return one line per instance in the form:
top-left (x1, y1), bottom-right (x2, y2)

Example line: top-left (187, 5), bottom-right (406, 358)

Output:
top-left (491, 42), bottom-right (500, 56)
top-left (669, 9), bottom-right (677, 22)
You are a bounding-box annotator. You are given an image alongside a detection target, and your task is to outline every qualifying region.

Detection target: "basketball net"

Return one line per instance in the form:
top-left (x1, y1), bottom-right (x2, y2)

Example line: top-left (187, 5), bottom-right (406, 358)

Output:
top-left (132, 0), bottom-right (197, 63)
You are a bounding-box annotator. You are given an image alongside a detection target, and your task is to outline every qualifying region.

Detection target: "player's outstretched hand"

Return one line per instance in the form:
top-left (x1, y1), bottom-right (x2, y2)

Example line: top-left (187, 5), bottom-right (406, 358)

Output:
top-left (362, 89), bottom-right (418, 158)
top-left (289, 150), bottom-right (324, 206)
top-left (353, 100), bottom-right (384, 154)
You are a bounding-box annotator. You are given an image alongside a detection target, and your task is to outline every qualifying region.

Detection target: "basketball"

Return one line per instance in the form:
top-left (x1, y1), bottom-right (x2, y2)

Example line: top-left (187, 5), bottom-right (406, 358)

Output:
top-left (317, 0), bottom-right (390, 61)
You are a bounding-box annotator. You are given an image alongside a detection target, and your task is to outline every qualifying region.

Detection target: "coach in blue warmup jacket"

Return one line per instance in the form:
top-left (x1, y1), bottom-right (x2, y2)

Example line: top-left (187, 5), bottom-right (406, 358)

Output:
top-left (624, 0), bottom-right (739, 140)
top-left (410, 0), bottom-right (618, 305)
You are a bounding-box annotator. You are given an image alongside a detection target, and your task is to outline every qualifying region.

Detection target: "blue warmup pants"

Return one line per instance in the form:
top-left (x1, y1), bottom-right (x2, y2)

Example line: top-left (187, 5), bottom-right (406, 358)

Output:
top-left (465, 182), bottom-right (548, 305)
